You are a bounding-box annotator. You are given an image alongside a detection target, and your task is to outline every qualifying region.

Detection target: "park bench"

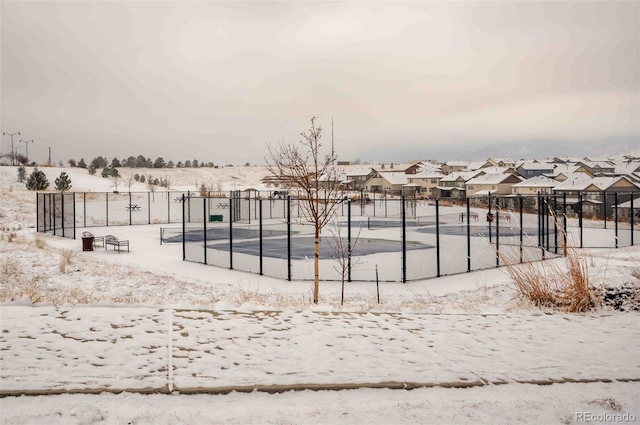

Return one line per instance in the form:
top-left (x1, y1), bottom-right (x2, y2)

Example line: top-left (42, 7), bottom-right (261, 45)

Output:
top-left (104, 235), bottom-right (129, 253)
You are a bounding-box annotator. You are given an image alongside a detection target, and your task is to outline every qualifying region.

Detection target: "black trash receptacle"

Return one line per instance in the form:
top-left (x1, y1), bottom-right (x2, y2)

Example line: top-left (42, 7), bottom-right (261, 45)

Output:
top-left (82, 232), bottom-right (95, 251)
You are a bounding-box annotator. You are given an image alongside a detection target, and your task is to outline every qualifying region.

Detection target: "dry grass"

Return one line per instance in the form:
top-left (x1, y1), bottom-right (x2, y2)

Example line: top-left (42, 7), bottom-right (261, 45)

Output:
top-left (59, 248), bottom-right (77, 265)
top-left (33, 234), bottom-right (47, 249)
top-left (499, 211), bottom-right (596, 312)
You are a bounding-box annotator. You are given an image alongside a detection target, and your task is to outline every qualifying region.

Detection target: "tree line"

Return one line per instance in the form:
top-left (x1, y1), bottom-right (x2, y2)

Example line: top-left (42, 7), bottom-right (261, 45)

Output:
top-left (68, 155), bottom-right (218, 172)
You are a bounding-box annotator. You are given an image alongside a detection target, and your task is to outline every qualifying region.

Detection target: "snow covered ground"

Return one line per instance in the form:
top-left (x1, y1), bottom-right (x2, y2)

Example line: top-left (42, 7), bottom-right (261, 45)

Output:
top-left (1, 165), bottom-right (639, 424)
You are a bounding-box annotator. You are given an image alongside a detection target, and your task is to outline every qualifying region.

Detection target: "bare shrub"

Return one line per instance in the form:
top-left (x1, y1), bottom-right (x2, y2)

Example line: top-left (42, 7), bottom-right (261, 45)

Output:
top-left (58, 257), bottom-right (66, 274)
top-left (0, 257), bottom-right (20, 278)
top-left (499, 211), bottom-right (597, 312)
top-left (33, 234), bottom-right (47, 249)
top-left (59, 248), bottom-right (77, 265)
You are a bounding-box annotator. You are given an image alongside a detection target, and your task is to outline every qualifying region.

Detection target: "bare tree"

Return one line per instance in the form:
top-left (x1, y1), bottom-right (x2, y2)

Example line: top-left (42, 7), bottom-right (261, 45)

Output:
top-left (327, 218), bottom-right (362, 305)
top-left (126, 174), bottom-right (135, 192)
top-left (266, 117), bottom-right (342, 304)
top-left (111, 175), bottom-right (121, 193)
top-left (146, 175), bottom-right (158, 200)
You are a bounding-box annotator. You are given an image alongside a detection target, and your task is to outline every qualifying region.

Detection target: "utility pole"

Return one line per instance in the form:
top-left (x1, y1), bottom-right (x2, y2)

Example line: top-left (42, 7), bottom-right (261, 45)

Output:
top-left (20, 139), bottom-right (34, 164)
top-left (2, 131), bottom-right (20, 166)
top-left (48, 147), bottom-right (51, 166)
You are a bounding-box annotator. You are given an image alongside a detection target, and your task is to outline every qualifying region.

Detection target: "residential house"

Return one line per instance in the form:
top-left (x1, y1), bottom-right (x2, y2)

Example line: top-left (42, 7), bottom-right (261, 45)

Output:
top-left (433, 171), bottom-right (480, 198)
top-left (344, 167), bottom-right (376, 191)
top-left (511, 175), bottom-right (558, 208)
top-left (465, 173), bottom-right (523, 198)
top-left (441, 161), bottom-right (469, 175)
top-left (511, 175), bottom-right (557, 196)
top-left (363, 171), bottom-right (409, 195)
top-left (553, 176), bottom-right (640, 219)
top-left (574, 161), bottom-right (616, 176)
top-left (516, 161), bottom-right (556, 179)
top-left (406, 171), bottom-right (446, 198)
top-left (484, 158), bottom-right (516, 168)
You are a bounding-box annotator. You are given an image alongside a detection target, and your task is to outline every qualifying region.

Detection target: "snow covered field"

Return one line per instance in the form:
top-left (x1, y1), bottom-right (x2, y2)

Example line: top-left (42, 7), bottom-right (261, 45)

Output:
top-left (1, 165), bottom-right (639, 424)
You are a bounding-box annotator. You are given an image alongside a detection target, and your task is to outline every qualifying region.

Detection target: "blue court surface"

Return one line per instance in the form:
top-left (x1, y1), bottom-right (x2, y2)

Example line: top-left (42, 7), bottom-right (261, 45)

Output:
top-left (206, 236), bottom-right (431, 260)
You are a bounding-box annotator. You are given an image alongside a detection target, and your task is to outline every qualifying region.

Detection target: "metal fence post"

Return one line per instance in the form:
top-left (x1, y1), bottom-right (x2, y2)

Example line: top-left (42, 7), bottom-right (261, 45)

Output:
top-left (129, 192), bottom-right (132, 225)
top-left (563, 193), bottom-right (568, 255)
top-left (61, 192), bottom-right (65, 237)
top-left (614, 192), bottom-right (618, 249)
top-left (495, 202), bottom-right (500, 267)
top-left (579, 192), bottom-right (583, 248)
top-left (436, 198), bottom-right (441, 277)
top-left (203, 197), bottom-right (207, 265)
top-left (105, 193), bottom-right (108, 227)
top-left (36, 193), bottom-right (39, 233)
top-left (229, 196), bottom-right (233, 270)
top-left (72, 192), bottom-right (76, 240)
top-left (148, 192), bottom-right (151, 225)
top-left (168, 191), bottom-right (171, 224)
top-left (603, 191), bottom-right (607, 230)
top-left (347, 200), bottom-right (352, 282)
top-left (83, 192), bottom-right (86, 228)
top-left (401, 195), bottom-right (406, 283)
top-left (182, 194), bottom-right (186, 261)
top-left (553, 195), bottom-right (558, 254)
top-left (259, 198), bottom-right (263, 276)
top-left (631, 195), bottom-right (635, 246)
top-left (488, 193), bottom-right (492, 243)
top-left (287, 195), bottom-right (291, 281)
top-left (466, 197), bottom-right (471, 272)
top-left (519, 195), bottom-right (524, 263)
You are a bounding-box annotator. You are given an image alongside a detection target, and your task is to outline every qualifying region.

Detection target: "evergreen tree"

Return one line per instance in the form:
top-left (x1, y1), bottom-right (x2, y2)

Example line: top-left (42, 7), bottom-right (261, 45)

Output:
top-left (77, 158), bottom-right (87, 168)
top-left (125, 156), bottom-right (136, 167)
top-left (90, 156), bottom-right (108, 169)
top-left (167, 160), bottom-right (175, 168)
top-left (192, 159), bottom-right (199, 168)
top-left (25, 167), bottom-right (49, 191)
top-left (184, 160), bottom-right (192, 168)
top-left (134, 173), bottom-right (140, 182)
top-left (101, 166), bottom-right (120, 178)
top-left (139, 175), bottom-right (146, 183)
top-left (54, 171), bottom-right (72, 191)
top-left (88, 164), bottom-right (96, 175)
top-left (111, 157), bottom-right (121, 168)
top-left (153, 157), bottom-right (165, 168)
top-left (17, 164), bottom-right (26, 182)
top-left (135, 155), bottom-right (146, 168)
top-left (176, 161), bottom-right (183, 168)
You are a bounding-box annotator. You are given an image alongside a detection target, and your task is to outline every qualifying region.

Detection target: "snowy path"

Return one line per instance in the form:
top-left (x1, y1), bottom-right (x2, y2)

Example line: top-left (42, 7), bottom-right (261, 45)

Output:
top-left (2, 306), bottom-right (639, 395)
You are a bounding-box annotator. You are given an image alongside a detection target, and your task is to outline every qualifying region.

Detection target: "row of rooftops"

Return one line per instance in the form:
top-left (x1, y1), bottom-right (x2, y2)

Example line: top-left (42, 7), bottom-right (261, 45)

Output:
top-left (337, 156), bottom-right (640, 194)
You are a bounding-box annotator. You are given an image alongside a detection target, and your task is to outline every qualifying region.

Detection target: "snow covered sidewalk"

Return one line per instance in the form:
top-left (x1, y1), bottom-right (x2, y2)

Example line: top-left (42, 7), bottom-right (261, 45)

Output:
top-left (2, 306), bottom-right (639, 395)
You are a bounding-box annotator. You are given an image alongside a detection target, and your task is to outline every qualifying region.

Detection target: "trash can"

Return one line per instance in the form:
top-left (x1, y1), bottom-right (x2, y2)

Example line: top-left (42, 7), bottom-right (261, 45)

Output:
top-left (82, 233), bottom-right (95, 251)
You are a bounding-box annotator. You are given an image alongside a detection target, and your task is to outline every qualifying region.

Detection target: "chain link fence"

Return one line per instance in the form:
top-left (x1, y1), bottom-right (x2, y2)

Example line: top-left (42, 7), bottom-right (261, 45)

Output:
top-left (174, 192), bottom-right (638, 283)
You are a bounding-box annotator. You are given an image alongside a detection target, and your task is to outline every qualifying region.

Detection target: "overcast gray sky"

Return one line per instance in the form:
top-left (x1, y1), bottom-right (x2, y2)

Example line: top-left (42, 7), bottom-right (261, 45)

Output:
top-left (1, 1), bottom-right (638, 166)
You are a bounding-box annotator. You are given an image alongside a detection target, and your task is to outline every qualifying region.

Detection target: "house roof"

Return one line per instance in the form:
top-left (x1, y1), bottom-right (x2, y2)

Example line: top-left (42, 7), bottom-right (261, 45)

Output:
top-left (512, 175), bottom-right (558, 188)
top-left (553, 176), bottom-right (638, 191)
top-left (466, 173), bottom-right (523, 185)
top-left (440, 171), bottom-right (480, 183)
top-left (375, 172), bottom-right (409, 185)
top-left (345, 167), bottom-right (375, 178)
top-left (517, 162), bottom-right (556, 171)
top-left (410, 170), bottom-right (446, 179)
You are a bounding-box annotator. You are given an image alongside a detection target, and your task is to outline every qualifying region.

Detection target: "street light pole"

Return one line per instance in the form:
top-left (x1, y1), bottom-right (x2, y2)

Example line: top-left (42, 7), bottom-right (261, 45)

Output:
top-left (20, 139), bottom-right (34, 164)
top-left (2, 131), bottom-right (21, 166)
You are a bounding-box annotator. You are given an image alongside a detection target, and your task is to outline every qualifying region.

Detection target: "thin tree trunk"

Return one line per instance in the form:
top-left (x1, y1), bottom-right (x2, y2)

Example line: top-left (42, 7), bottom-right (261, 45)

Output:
top-left (314, 225), bottom-right (320, 304)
